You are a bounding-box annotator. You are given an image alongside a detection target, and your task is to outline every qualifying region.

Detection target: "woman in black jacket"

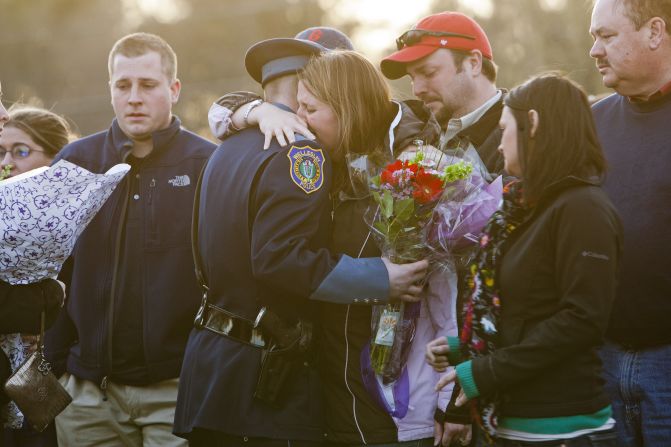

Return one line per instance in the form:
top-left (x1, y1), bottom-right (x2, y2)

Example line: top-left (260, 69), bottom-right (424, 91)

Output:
top-left (427, 74), bottom-right (622, 446)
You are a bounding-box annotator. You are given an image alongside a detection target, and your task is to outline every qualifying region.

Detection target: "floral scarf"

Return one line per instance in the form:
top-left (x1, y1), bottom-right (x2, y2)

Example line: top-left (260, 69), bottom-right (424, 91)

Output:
top-left (459, 180), bottom-right (528, 440)
top-left (1, 334), bottom-right (27, 428)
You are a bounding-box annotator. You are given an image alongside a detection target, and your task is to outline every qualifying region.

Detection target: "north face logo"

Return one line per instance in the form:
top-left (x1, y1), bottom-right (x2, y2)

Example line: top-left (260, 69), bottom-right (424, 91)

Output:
top-left (168, 175), bottom-right (191, 187)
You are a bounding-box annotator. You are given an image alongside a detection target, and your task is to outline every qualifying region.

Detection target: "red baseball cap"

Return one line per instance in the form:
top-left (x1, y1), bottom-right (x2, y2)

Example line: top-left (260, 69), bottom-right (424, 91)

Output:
top-left (381, 11), bottom-right (493, 80)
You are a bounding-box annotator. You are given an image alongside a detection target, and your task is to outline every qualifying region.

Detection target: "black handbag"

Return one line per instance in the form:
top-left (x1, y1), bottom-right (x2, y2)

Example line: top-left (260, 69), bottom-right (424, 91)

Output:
top-left (4, 311), bottom-right (72, 432)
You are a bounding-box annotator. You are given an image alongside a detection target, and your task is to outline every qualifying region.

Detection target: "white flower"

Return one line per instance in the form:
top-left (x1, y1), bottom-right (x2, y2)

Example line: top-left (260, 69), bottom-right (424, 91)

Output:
top-left (481, 317), bottom-right (497, 334)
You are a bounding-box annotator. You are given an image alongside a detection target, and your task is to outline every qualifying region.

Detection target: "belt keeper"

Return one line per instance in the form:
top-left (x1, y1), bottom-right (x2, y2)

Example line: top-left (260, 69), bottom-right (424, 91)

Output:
top-left (254, 307), bottom-right (267, 329)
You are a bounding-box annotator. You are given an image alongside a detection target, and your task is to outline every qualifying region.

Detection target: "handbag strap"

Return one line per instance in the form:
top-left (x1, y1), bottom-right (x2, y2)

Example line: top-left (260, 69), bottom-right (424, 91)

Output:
top-left (35, 309), bottom-right (53, 374)
top-left (37, 310), bottom-right (46, 351)
top-left (36, 283), bottom-right (48, 363)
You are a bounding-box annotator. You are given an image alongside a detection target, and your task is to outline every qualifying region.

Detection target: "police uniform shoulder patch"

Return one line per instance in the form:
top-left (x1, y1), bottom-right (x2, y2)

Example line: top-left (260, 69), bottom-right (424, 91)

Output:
top-left (287, 145), bottom-right (325, 194)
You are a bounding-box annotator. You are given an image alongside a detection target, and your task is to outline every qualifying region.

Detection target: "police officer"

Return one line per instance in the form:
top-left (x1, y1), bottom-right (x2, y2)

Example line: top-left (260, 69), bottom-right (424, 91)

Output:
top-left (173, 37), bottom-right (428, 446)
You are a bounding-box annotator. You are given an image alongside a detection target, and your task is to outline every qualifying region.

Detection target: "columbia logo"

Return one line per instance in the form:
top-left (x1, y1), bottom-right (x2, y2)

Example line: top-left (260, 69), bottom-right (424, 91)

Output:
top-left (581, 250), bottom-right (609, 261)
top-left (168, 175), bottom-right (191, 187)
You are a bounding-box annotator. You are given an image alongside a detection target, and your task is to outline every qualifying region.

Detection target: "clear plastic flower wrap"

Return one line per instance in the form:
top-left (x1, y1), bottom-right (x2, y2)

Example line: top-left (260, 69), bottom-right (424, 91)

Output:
top-left (349, 142), bottom-right (478, 382)
top-left (426, 147), bottom-right (503, 270)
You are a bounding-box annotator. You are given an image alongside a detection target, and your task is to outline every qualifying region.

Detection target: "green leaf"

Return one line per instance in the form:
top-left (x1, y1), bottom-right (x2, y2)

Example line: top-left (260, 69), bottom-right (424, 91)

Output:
top-left (372, 191), bottom-right (381, 205)
top-left (374, 221), bottom-right (388, 235)
top-left (394, 198), bottom-right (414, 223)
top-left (371, 175), bottom-right (381, 188)
top-left (381, 190), bottom-right (394, 219)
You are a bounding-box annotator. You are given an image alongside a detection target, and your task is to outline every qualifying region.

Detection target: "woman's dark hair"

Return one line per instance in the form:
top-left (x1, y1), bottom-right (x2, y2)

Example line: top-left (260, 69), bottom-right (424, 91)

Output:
top-left (505, 73), bottom-right (606, 204)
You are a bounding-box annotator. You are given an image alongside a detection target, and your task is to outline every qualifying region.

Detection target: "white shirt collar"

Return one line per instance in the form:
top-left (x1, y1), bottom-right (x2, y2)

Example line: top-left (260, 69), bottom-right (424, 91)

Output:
top-left (442, 90), bottom-right (502, 146)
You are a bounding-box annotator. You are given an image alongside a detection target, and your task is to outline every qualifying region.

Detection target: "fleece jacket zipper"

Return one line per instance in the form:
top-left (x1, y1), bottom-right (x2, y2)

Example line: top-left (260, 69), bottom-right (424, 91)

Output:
top-left (101, 145), bottom-right (132, 399)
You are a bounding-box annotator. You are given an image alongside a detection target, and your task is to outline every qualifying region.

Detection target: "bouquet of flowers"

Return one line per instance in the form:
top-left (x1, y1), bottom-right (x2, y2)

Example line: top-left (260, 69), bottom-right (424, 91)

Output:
top-left (365, 148), bottom-right (474, 380)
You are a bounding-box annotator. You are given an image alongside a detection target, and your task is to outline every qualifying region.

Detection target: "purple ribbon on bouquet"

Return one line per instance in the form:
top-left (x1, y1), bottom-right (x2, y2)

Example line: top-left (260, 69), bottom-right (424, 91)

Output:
top-left (361, 301), bottom-right (421, 418)
top-left (430, 175), bottom-right (503, 252)
top-left (361, 343), bottom-right (411, 418)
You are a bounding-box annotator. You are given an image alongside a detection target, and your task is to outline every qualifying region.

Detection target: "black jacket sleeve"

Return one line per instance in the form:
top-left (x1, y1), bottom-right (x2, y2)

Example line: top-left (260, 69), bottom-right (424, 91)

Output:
top-left (0, 278), bottom-right (65, 334)
top-left (443, 383), bottom-right (472, 424)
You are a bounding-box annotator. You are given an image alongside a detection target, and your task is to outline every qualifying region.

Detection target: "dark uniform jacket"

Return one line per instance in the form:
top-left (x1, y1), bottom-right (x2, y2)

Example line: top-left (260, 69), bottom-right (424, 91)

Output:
top-left (45, 118), bottom-right (215, 385)
top-left (174, 107), bottom-right (391, 442)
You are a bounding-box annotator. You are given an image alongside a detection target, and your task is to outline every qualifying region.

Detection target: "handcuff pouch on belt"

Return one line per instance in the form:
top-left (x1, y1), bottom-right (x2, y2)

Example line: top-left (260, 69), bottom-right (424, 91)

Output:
top-left (191, 166), bottom-right (312, 407)
top-left (253, 312), bottom-right (313, 406)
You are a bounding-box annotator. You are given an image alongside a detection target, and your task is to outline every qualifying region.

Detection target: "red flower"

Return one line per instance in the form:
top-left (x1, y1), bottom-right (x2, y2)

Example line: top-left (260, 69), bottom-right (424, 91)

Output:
top-left (380, 160), bottom-right (404, 185)
top-left (380, 160), bottom-right (421, 188)
top-left (406, 161), bottom-right (419, 175)
top-left (387, 160), bottom-right (404, 172)
top-left (412, 169), bottom-right (444, 204)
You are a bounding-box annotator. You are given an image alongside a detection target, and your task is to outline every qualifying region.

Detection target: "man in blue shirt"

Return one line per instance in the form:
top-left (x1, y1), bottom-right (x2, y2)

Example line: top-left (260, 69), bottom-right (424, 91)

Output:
top-left (590, 1), bottom-right (671, 445)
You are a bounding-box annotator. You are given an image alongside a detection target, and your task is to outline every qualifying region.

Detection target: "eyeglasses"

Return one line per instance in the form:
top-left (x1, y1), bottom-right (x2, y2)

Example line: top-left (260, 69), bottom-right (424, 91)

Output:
top-left (396, 29), bottom-right (475, 50)
top-left (0, 145), bottom-right (46, 159)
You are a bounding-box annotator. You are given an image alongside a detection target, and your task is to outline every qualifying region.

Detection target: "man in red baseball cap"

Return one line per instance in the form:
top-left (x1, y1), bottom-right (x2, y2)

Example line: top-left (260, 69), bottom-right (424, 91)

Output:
top-left (382, 11), bottom-right (505, 176)
top-left (383, 11), bottom-right (507, 447)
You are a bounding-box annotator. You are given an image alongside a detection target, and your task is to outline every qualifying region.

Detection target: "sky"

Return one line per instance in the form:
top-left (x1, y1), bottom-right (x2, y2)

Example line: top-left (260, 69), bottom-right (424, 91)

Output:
top-left (126, 0), bottom-right (569, 58)
top-left (126, 0), bottom-right (488, 57)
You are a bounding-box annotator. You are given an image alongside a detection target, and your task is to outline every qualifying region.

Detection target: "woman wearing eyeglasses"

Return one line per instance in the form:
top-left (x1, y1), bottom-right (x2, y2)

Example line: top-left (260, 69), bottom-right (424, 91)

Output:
top-left (0, 105), bottom-right (72, 179)
top-left (0, 99), bottom-right (72, 446)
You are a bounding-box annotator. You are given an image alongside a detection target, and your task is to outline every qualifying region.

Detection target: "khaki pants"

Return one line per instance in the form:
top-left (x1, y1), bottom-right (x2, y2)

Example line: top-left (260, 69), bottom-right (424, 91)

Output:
top-left (56, 373), bottom-right (187, 447)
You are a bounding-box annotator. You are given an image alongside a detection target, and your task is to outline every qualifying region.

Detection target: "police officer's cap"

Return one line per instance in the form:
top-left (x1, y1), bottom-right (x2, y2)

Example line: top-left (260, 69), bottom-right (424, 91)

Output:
top-left (245, 38), bottom-right (326, 87)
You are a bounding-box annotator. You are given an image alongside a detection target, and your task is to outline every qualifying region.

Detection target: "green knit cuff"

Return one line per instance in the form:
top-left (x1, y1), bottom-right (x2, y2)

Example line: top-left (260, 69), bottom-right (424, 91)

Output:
top-left (446, 336), bottom-right (462, 365)
top-left (456, 360), bottom-right (480, 400)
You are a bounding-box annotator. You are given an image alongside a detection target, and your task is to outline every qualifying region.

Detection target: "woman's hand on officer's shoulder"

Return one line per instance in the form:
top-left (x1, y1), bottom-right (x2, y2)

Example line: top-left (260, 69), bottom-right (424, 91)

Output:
top-left (253, 103), bottom-right (315, 149)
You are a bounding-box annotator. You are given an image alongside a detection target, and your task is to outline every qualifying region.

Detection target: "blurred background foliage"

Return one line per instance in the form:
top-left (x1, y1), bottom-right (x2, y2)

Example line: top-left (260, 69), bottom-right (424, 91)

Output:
top-left (0, 0), bottom-right (604, 140)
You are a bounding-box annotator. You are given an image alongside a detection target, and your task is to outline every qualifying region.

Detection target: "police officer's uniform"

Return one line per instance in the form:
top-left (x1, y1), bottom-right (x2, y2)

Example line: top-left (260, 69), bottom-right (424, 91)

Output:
top-left (174, 38), bottom-right (391, 446)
